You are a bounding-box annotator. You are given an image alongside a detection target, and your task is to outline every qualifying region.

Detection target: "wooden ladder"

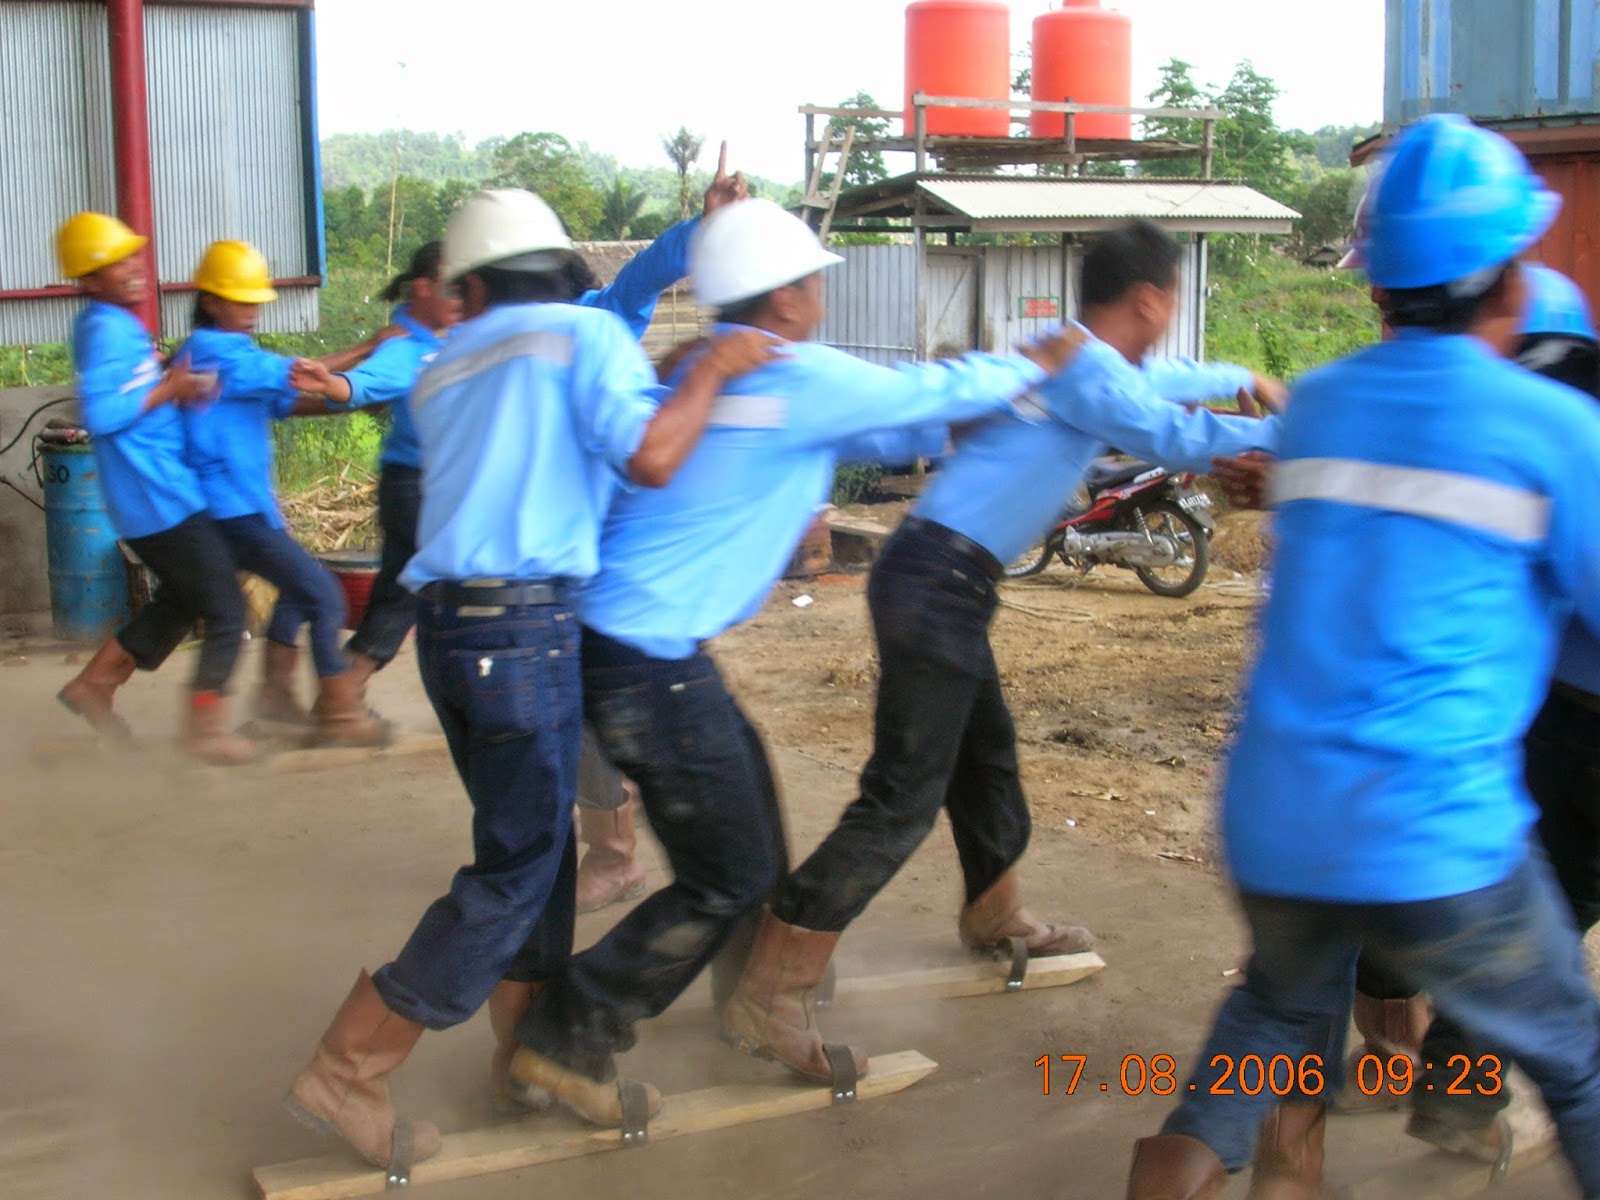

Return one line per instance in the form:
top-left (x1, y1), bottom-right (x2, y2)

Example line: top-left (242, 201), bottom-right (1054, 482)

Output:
top-left (798, 125), bottom-right (855, 242)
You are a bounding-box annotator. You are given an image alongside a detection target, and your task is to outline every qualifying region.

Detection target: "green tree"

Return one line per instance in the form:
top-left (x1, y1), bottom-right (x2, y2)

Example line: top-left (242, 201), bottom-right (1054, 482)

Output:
top-left (661, 126), bottom-right (704, 219)
top-left (1211, 61), bottom-right (1312, 202)
top-left (822, 92), bottom-right (890, 192)
top-left (490, 132), bottom-right (603, 238)
top-left (597, 180), bottom-right (648, 240)
top-left (1290, 169), bottom-right (1360, 256)
top-left (1143, 59), bottom-right (1207, 178)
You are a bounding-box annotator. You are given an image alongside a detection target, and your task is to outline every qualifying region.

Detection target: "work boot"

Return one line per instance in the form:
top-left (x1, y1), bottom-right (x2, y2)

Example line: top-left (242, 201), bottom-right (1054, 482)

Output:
top-left (487, 981), bottom-right (552, 1113)
top-left (254, 640), bottom-right (310, 726)
top-left (1406, 1108), bottom-right (1513, 1168)
top-left (1125, 1134), bottom-right (1227, 1199)
top-left (307, 670), bottom-right (394, 748)
top-left (720, 906), bottom-right (868, 1083)
top-left (1334, 993), bottom-right (1429, 1114)
top-left (575, 794), bottom-right (649, 913)
top-left (507, 1045), bottom-right (661, 1128)
top-left (1247, 1103), bottom-right (1326, 1199)
top-left (284, 970), bottom-right (442, 1171)
top-left (57, 637), bottom-right (137, 736)
top-left (959, 870), bottom-right (1095, 957)
top-left (344, 650), bottom-right (383, 691)
top-left (184, 692), bottom-right (263, 765)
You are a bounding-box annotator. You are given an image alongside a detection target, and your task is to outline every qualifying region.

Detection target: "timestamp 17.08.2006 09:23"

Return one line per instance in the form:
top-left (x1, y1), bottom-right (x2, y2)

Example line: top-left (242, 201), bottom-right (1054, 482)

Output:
top-left (1035, 1053), bottom-right (1505, 1099)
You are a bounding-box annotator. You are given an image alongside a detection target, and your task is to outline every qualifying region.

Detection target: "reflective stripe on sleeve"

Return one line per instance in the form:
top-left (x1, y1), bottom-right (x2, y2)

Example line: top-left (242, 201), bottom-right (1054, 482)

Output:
top-left (1268, 457), bottom-right (1550, 543)
top-left (412, 331), bottom-right (574, 408)
top-left (708, 394), bottom-right (788, 429)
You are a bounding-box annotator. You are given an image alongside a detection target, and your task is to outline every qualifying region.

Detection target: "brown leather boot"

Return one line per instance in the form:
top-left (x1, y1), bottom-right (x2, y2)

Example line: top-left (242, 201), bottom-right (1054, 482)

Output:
top-left (1247, 1103), bottom-right (1326, 1199)
top-left (720, 906), bottom-right (868, 1083)
top-left (284, 970), bottom-right (442, 1171)
top-left (487, 981), bottom-right (552, 1113)
top-left (1125, 1134), bottom-right (1227, 1199)
top-left (184, 692), bottom-right (263, 765)
top-left (959, 870), bottom-right (1095, 956)
top-left (575, 795), bottom-right (648, 914)
top-left (345, 650), bottom-right (382, 690)
top-left (1334, 992), bottom-right (1429, 1114)
top-left (308, 670), bottom-right (394, 748)
top-left (255, 640), bottom-right (310, 726)
top-left (507, 1045), bottom-right (661, 1127)
top-left (57, 637), bottom-right (137, 736)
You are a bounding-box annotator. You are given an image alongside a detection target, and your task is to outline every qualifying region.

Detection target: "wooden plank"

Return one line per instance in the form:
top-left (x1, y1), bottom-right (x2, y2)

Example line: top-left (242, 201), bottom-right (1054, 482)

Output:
top-left (187, 734), bottom-right (449, 781)
top-left (252, 1050), bottom-right (937, 1200)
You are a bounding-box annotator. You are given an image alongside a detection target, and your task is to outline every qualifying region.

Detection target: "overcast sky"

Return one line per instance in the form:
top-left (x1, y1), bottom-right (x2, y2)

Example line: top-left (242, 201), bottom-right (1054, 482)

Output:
top-left (313, 0), bottom-right (1385, 183)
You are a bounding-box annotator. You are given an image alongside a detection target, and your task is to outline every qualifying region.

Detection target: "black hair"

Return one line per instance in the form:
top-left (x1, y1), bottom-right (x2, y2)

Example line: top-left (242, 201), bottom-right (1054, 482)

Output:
top-left (1517, 334), bottom-right (1600, 400)
top-left (471, 251), bottom-right (595, 308)
top-left (717, 290), bottom-right (777, 326)
top-left (381, 241), bottom-right (442, 303)
top-left (1080, 220), bottom-right (1181, 309)
top-left (192, 293), bottom-right (218, 329)
top-left (1378, 263), bottom-right (1514, 334)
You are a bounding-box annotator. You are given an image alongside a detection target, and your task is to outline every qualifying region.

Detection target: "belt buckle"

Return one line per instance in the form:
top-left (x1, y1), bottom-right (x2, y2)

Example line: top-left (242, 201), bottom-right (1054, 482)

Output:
top-left (457, 605), bottom-right (507, 617)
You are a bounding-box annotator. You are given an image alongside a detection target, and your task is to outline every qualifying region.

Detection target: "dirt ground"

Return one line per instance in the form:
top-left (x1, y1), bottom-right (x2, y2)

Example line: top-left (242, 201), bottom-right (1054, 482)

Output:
top-left (0, 534), bottom-right (1590, 1199)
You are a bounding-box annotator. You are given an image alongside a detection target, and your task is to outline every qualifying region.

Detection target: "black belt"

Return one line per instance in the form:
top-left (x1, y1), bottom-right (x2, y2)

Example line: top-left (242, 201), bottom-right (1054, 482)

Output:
top-left (898, 517), bottom-right (1005, 583)
top-left (422, 579), bottom-right (569, 608)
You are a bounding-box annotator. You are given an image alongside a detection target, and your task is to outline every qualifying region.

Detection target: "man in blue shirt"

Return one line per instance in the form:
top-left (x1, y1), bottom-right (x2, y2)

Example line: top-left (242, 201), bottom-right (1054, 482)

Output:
top-left (281, 188), bottom-right (775, 1178)
top-left (722, 219), bottom-right (1279, 1085)
top-left (1123, 117), bottom-right (1600, 1200)
top-left (498, 198), bottom-right (1087, 1117)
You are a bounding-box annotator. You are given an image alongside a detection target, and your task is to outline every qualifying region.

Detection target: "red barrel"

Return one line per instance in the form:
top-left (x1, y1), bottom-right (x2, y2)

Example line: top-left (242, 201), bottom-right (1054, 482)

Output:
top-left (905, 0), bottom-right (1012, 137)
top-left (1030, 0), bottom-right (1133, 140)
top-left (317, 548), bottom-right (381, 630)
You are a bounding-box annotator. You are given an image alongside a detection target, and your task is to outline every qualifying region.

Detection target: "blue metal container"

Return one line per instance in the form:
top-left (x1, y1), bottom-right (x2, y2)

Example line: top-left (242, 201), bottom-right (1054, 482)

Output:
top-left (1386, 0), bottom-right (1600, 125)
top-left (40, 442), bottom-right (131, 641)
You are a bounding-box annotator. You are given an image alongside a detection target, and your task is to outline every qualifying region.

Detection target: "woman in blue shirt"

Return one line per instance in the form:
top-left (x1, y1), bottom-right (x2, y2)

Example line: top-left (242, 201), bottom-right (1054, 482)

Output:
top-left (178, 239), bottom-right (390, 747)
top-left (52, 213), bottom-right (263, 763)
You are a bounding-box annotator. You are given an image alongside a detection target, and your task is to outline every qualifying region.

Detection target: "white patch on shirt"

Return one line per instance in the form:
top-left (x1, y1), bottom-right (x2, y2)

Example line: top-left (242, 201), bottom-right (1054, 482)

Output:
top-left (413, 331), bottom-right (574, 408)
top-left (120, 355), bottom-right (161, 395)
top-left (708, 393), bottom-right (788, 429)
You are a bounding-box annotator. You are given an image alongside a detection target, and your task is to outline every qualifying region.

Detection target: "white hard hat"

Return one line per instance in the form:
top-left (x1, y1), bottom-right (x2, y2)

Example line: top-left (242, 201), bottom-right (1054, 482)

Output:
top-left (690, 198), bottom-right (844, 308)
top-left (440, 188), bottom-right (573, 284)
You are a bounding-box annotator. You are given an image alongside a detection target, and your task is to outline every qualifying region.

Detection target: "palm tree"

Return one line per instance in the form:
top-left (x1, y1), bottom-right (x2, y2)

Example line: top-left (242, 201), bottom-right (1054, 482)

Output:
top-left (598, 180), bottom-right (648, 240)
top-left (661, 126), bottom-right (704, 218)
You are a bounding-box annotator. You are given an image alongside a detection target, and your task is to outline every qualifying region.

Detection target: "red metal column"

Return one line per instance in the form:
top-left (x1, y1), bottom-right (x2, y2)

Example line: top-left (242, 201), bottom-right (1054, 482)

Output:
top-left (107, 0), bottom-right (159, 333)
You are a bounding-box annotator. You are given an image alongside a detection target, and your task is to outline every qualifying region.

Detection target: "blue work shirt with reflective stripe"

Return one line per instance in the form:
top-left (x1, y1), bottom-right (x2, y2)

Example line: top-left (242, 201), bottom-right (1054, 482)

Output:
top-left (176, 329), bottom-right (297, 526)
top-left (336, 306), bottom-right (441, 470)
top-left (915, 335), bottom-right (1277, 565)
top-left (70, 302), bottom-right (208, 539)
top-left (578, 333), bottom-right (1045, 659)
top-left (400, 303), bottom-right (659, 589)
top-left (577, 217), bottom-right (695, 338)
top-left (1224, 330), bottom-right (1600, 904)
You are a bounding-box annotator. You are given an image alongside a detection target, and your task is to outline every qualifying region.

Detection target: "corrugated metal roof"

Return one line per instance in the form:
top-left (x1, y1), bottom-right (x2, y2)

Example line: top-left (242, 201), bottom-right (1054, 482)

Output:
top-left (918, 180), bottom-right (1300, 227)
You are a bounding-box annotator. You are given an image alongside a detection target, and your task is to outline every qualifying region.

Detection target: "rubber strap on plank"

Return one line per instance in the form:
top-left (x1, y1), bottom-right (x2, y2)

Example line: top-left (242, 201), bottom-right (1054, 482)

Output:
top-left (824, 1043), bottom-right (858, 1105)
top-left (385, 1122), bottom-right (414, 1189)
top-left (816, 959), bottom-right (837, 1011)
top-left (618, 1079), bottom-right (651, 1146)
top-left (1488, 1115), bottom-right (1513, 1183)
top-left (1004, 936), bottom-right (1029, 991)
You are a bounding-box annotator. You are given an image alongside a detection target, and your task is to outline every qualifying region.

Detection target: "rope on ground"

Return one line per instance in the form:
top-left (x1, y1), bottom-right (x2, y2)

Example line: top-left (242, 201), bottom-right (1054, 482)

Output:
top-left (1202, 578), bottom-right (1268, 597)
top-left (785, 746), bottom-right (856, 774)
top-left (998, 597), bottom-right (1098, 623)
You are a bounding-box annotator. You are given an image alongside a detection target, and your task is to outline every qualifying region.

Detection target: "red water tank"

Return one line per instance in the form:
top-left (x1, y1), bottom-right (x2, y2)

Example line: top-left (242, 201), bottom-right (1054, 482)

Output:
top-left (1029, 0), bottom-right (1133, 140)
top-left (904, 1), bottom-right (1012, 138)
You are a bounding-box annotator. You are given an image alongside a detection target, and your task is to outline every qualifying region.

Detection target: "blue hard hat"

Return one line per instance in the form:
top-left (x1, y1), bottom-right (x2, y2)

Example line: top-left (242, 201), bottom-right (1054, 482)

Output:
top-left (1363, 115), bottom-right (1560, 291)
top-left (1520, 264), bottom-right (1597, 341)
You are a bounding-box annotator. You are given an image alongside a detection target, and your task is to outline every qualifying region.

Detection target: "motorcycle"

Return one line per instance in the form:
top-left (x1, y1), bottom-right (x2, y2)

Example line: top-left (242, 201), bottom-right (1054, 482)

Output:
top-left (1005, 457), bottom-right (1215, 597)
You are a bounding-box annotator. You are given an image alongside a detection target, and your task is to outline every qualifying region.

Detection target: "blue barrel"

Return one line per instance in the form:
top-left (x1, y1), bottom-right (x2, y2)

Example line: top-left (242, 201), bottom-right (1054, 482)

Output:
top-left (40, 442), bottom-right (132, 640)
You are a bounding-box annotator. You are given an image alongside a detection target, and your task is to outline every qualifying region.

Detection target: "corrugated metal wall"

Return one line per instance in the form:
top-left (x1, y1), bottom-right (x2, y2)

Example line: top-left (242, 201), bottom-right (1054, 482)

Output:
top-left (1528, 156), bottom-right (1600, 317)
top-left (924, 249), bottom-right (979, 358)
top-left (816, 244), bottom-right (917, 365)
top-left (981, 245), bottom-right (1070, 355)
top-left (0, 1), bottom-right (117, 344)
top-left (1386, 0), bottom-right (1600, 124)
top-left (146, 5), bottom-right (315, 335)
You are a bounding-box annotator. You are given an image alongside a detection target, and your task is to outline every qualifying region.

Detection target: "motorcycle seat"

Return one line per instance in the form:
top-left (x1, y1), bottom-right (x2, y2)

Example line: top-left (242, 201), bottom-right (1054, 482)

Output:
top-left (1084, 458), bottom-right (1157, 492)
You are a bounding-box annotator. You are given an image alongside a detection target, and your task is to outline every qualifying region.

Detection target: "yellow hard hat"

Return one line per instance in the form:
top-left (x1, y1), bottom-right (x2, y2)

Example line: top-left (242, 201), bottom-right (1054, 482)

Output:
top-left (193, 240), bottom-right (278, 304)
top-left (56, 212), bottom-right (148, 280)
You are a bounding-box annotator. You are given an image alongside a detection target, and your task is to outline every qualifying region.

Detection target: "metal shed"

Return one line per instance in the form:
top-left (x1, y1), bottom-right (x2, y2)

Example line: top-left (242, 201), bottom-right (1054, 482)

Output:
top-left (817, 174), bottom-right (1298, 366)
top-left (0, 0), bottom-right (321, 343)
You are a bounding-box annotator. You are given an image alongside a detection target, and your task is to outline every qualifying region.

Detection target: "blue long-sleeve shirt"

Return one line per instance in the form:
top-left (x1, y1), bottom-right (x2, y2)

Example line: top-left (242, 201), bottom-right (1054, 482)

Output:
top-left (337, 307), bottom-right (442, 470)
top-left (578, 218), bottom-right (696, 337)
top-left (69, 302), bottom-right (208, 539)
top-left (578, 333), bottom-right (1045, 659)
top-left (916, 334), bottom-right (1278, 565)
top-left (176, 329), bottom-right (297, 526)
top-left (1226, 329), bottom-right (1600, 903)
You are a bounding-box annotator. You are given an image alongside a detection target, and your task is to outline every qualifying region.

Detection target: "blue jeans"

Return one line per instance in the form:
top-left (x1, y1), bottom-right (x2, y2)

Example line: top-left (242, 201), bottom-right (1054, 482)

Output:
top-left (372, 596), bottom-right (581, 1029)
top-left (1161, 854), bottom-right (1600, 1195)
top-left (345, 463), bottom-right (421, 668)
top-left (773, 520), bottom-right (1030, 931)
top-left (515, 628), bottom-right (783, 1081)
top-left (216, 514), bottom-right (347, 677)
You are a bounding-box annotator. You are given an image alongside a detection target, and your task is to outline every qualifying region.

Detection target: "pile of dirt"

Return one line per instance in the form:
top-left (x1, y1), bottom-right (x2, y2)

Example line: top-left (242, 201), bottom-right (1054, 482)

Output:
top-left (1209, 510), bottom-right (1274, 574)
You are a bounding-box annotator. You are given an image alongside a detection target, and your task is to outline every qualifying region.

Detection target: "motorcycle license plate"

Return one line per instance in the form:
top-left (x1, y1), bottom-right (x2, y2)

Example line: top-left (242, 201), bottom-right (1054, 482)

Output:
top-left (1179, 492), bottom-right (1213, 512)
